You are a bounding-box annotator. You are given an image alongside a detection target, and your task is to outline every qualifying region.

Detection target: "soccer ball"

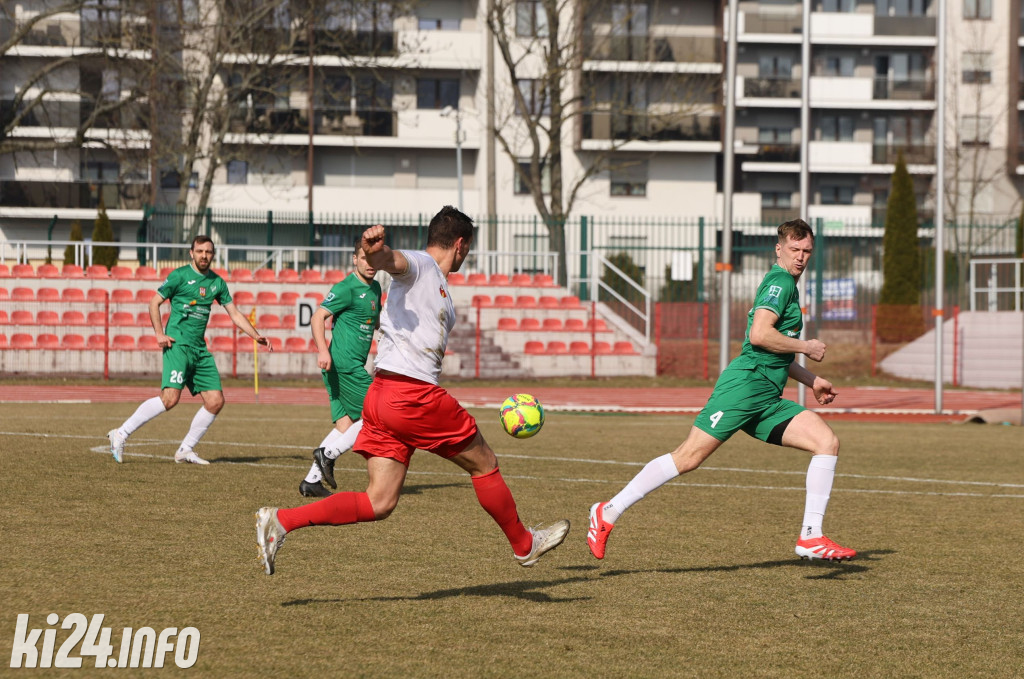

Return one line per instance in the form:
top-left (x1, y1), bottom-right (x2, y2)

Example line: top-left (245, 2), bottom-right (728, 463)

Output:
top-left (499, 393), bottom-right (545, 439)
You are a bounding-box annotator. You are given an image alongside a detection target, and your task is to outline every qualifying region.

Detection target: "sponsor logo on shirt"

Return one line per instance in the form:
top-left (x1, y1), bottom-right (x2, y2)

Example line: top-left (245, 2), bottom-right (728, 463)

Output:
top-left (188, 279), bottom-right (196, 285)
top-left (767, 285), bottom-right (782, 299)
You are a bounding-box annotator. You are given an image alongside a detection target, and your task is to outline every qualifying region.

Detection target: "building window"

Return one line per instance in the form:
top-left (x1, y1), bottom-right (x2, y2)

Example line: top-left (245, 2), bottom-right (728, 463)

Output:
top-left (962, 51), bottom-right (992, 84)
top-left (610, 161), bottom-right (648, 197)
top-left (418, 18), bottom-right (459, 30)
top-left (515, 1), bottom-right (549, 37)
top-left (758, 127), bottom-right (792, 143)
top-left (515, 80), bottom-right (551, 117)
top-left (960, 115), bottom-right (991, 145)
top-left (758, 55), bottom-right (793, 79)
top-left (417, 78), bottom-right (459, 109)
top-left (514, 161), bottom-right (550, 195)
top-left (227, 160), bottom-right (248, 185)
top-left (82, 160), bottom-right (119, 181)
top-left (761, 191), bottom-right (792, 208)
top-left (875, 0), bottom-right (928, 16)
top-left (820, 115), bottom-right (854, 141)
top-left (822, 55), bottom-right (855, 77)
top-left (823, 0), bottom-right (856, 11)
top-left (820, 186), bottom-right (854, 205)
top-left (963, 0), bottom-right (992, 19)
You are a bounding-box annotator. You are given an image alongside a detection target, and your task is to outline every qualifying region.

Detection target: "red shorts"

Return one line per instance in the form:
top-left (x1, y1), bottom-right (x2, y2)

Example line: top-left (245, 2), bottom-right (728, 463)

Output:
top-left (354, 372), bottom-right (478, 466)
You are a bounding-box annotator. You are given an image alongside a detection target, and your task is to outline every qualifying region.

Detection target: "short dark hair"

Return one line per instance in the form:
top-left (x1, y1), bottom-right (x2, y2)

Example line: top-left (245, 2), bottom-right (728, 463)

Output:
top-left (426, 205), bottom-right (475, 249)
top-left (191, 235), bottom-right (214, 251)
top-left (777, 219), bottom-right (813, 244)
top-left (354, 236), bottom-right (363, 254)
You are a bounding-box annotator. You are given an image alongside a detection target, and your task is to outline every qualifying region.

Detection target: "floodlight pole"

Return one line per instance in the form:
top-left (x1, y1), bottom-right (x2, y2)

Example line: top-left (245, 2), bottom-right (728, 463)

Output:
top-left (934, 0), bottom-right (946, 413)
top-left (442, 106), bottom-right (464, 210)
top-left (720, 0), bottom-right (739, 374)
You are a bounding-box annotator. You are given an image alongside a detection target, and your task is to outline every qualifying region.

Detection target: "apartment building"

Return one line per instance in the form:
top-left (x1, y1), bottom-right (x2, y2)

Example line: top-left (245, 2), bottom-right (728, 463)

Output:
top-left (1, 0), bottom-right (1021, 250)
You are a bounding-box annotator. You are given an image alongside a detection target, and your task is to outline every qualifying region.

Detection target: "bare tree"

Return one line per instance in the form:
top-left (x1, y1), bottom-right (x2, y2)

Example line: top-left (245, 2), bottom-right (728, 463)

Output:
top-left (487, 0), bottom-right (719, 285)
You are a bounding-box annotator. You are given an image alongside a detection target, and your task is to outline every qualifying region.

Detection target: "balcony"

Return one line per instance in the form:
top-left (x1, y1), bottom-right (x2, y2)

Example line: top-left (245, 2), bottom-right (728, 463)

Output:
top-left (743, 77), bottom-right (801, 99)
top-left (584, 34), bottom-right (720, 64)
top-left (1, 100), bottom-right (147, 131)
top-left (740, 9), bottom-right (801, 36)
top-left (871, 144), bottom-right (935, 165)
top-left (873, 76), bottom-right (934, 101)
top-left (294, 29), bottom-right (397, 58)
top-left (761, 207), bottom-right (801, 224)
top-left (0, 180), bottom-right (148, 210)
top-left (874, 15), bottom-right (936, 37)
top-left (753, 143), bottom-right (799, 163)
top-left (582, 112), bottom-right (720, 142)
top-left (228, 106), bottom-right (396, 137)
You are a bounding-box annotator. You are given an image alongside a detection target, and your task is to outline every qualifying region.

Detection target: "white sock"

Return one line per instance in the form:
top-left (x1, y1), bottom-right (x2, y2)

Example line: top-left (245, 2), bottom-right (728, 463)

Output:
top-left (324, 420), bottom-right (363, 460)
top-left (180, 407), bottom-right (216, 451)
top-left (318, 428), bottom-right (345, 455)
top-left (120, 397), bottom-right (167, 437)
top-left (603, 453), bottom-right (679, 524)
top-left (801, 454), bottom-right (838, 539)
top-left (304, 463), bottom-right (322, 484)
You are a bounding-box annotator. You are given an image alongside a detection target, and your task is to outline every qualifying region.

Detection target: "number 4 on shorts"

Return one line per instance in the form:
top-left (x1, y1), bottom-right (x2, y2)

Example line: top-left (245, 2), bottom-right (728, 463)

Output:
top-left (709, 411), bottom-right (724, 429)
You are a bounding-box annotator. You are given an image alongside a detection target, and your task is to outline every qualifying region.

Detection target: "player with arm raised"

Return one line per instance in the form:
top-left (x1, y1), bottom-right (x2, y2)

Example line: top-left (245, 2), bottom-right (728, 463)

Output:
top-left (106, 235), bottom-right (272, 465)
top-left (256, 206), bottom-right (570, 575)
top-left (298, 239), bottom-right (382, 497)
top-left (587, 219), bottom-right (856, 562)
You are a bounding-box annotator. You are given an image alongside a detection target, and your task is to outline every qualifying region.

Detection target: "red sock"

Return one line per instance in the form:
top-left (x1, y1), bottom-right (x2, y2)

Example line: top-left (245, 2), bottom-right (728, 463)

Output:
top-left (277, 492), bottom-right (376, 532)
top-left (471, 468), bottom-right (533, 556)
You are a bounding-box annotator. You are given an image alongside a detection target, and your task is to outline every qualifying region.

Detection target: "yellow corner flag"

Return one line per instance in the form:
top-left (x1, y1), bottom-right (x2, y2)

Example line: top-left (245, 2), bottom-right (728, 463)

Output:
top-left (248, 306), bottom-right (259, 399)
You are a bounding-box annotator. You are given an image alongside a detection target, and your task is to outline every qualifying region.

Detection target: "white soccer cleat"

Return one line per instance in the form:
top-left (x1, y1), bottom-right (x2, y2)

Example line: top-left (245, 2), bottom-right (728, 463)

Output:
top-left (174, 446), bottom-right (210, 465)
top-left (107, 429), bottom-right (126, 463)
top-left (515, 519), bottom-right (571, 567)
top-left (255, 507), bottom-right (287, 575)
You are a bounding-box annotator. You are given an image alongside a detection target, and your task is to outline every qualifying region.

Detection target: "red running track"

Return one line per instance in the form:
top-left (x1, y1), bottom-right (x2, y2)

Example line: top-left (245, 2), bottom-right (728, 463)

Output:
top-left (0, 384), bottom-right (1019, 423)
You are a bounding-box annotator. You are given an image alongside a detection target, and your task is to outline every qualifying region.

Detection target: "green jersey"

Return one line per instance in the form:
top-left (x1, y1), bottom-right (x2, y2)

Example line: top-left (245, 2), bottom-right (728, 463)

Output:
top-left (321, 273), bottom-right (382, 373)
top-left (157, 264), bottom-right (232, 348)
top-left (729, 264), bottom-right (802, 390)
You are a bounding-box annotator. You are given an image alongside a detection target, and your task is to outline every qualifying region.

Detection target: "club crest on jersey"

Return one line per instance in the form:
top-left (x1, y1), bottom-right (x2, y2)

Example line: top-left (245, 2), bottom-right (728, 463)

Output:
top-left (370, 300), bottom-right (376, 310)
top-left (199, 287), bottom-right (207, 297)
top-left (439, 286), bottom-right (447, 298)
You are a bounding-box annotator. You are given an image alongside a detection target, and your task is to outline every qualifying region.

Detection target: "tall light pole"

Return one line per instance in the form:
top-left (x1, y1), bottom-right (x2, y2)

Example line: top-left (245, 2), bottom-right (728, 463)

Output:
top-left (441, 106), bottom-right (464, 210)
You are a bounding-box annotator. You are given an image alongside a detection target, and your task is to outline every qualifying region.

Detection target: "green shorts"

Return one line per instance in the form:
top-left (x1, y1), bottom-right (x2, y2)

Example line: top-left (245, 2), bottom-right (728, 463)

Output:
top-left (162, 343), bottom-right (221, 395)
top-left (693, 367), bottom-right (804, 443)
top-left (322, 368), bottom-right (372, 423)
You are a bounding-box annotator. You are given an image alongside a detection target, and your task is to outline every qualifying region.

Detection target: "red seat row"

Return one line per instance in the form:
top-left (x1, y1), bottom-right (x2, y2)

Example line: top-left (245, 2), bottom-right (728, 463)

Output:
top-left (0, 264), bottom-right (162, 280)
top-left (496, 317), bottom-right (609, 332)
top-left (471, 294), bottom-right (582, 309)
top-left (0, 310), bottom-right (171, 327)
top-left (0, 333), bottom-right (159, 350)
top-left (448, 272), bottom-right (556, 287)
top-left (523, 340), bottom-right (637, 355)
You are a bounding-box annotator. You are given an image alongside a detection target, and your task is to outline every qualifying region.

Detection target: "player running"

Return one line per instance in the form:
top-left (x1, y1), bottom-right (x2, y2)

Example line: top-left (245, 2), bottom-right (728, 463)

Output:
top-left (256, 206), bottom-right (570, 574)
top-left (106, 235), bottom-right (272, 465)
top-left (298, 239), bottom-right (382, 497)
top-left (587, 219), bottom-right (856, 563)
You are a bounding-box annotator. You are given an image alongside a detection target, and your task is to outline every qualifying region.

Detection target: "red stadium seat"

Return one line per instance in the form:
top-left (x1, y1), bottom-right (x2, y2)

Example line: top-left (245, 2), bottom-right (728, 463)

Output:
top-left (613, 341), bottom-right (638, 355)
top-left (559, 295), bottom-right (582, 309)
top-left (515, 295), bottom-right (537, 308)
top-left (0, 310), bottom-right (8, 325)
top-left (282, 314), bottom-right (296, 329)
top-left (564, 318), bottom-right (586, 332)
top-left (111, 335), bottom-right (136, 351)
top-left (285, 337), bottom-right (307, 352)
top-left (267, 337), bottom-right (283, 352)
top-left (542, 318), bottom-right (563, 331)
top-left (12, 263), bottom-right (36, 278)
top-left (135, 289), bottom-right (157, 305)
top-left (111, 289), bottom-right (135, 304)
top-left (37, 264), bottom-right (60, 278)
top-left (62, 334), bottom-right (86, 350)
top-left (158, 267), bottom-right (177, 279)
top-left (300, 269), bottom-right (323, 284)
top-left (87, 334), bottom-right (107, 350)
top-left (256, 291), bottom-right (279, 306)
top-left (538, 296), bottom-right (559, 308)
top-left (280, 291), bottom-right (300, 305)
top-left (36, 287), bottom-right (60, 302)
top-left (254, 268), bottom-right (276, 282)
top-left (494, 295), bottom-right (515, 308)
top-left (210, 336), bottom-right (235, 352)
top-left (12, 310), bottom-right (35, 325)
top-left (61, 288), bottom-right (86, 302)
top-left (466, 273), bottom-right (488, 286)
top-left (587, 318), bottom-right (609, 332)
top-left (524, 340), bottom-right (545, 354)
top-left (594, 341), bottom-right (613, 355)
top-left (62, 310), bottom-right (87, 326)
top-left (0, 333), bottom-right (6, 348)
top-left (533, 274), bottom-right (556, 287)
top-left (11, 333), bottom-right (35, 348)
top-left (209, 314), bottom-right (232, 328)
top-left (257, 313), bottom-right (281, 329)
top-left (134, 265), bottom-right (159, 281)
top-left (36, 310), bottom-right (60, 325)
top-left (87, 311), bottom-right (106, 326)
top-left (511, 274), bottom-right (532, 286)
top-left (277, 268), bottom-right (299, 283)
top-left (569, 341), bottom-right (590, 355)
top-left (111, 312), bottom-right (134, 327)
top-left (447, 272), bottom-right (466, 285)
top-left (87, 289), bottom-right (108, 303)
top-left (324, 269), bottom-right (346, 283)
top-left (61, 264), bottom-right (85, 278)
top-left (304, 291), bottom-right (324, 305)
top-left (0, 263), bottom-right (9, 277)
top-left (12, 287), bottom-right (34, 301)
top-left (36, 333), bottom-right (60, 349)
top-left (520, 317), bottom-right (541, 331)
top-left (86, 265), bottom-right (109, 279)
top-left (211, 268), bottom-right (229, 279)
top-left (471, 294), bottom-right (492, 308)
top-left (489, 273), bottom-right (510, 286)
top-left (0, 287), bottom-right (7, 301)
top-left (497, 317), bottom-right (518, 331)
top-left (137, 335), bottom-right (160, 351)
top-left (135, 312), bottom-right (153, 327)
top-left (110, 266), bottom-right (134, 280)
top-left (546, 341), bottom-right (569, 354)
top-left (233, 291), bottom-right (255, 305)
top-left (231, 268), bottom-right (254, 283)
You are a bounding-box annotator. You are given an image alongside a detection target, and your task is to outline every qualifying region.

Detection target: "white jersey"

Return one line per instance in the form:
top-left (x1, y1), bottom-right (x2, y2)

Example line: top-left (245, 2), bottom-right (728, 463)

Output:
top-left (374, 250), bottom-right (456, 385)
